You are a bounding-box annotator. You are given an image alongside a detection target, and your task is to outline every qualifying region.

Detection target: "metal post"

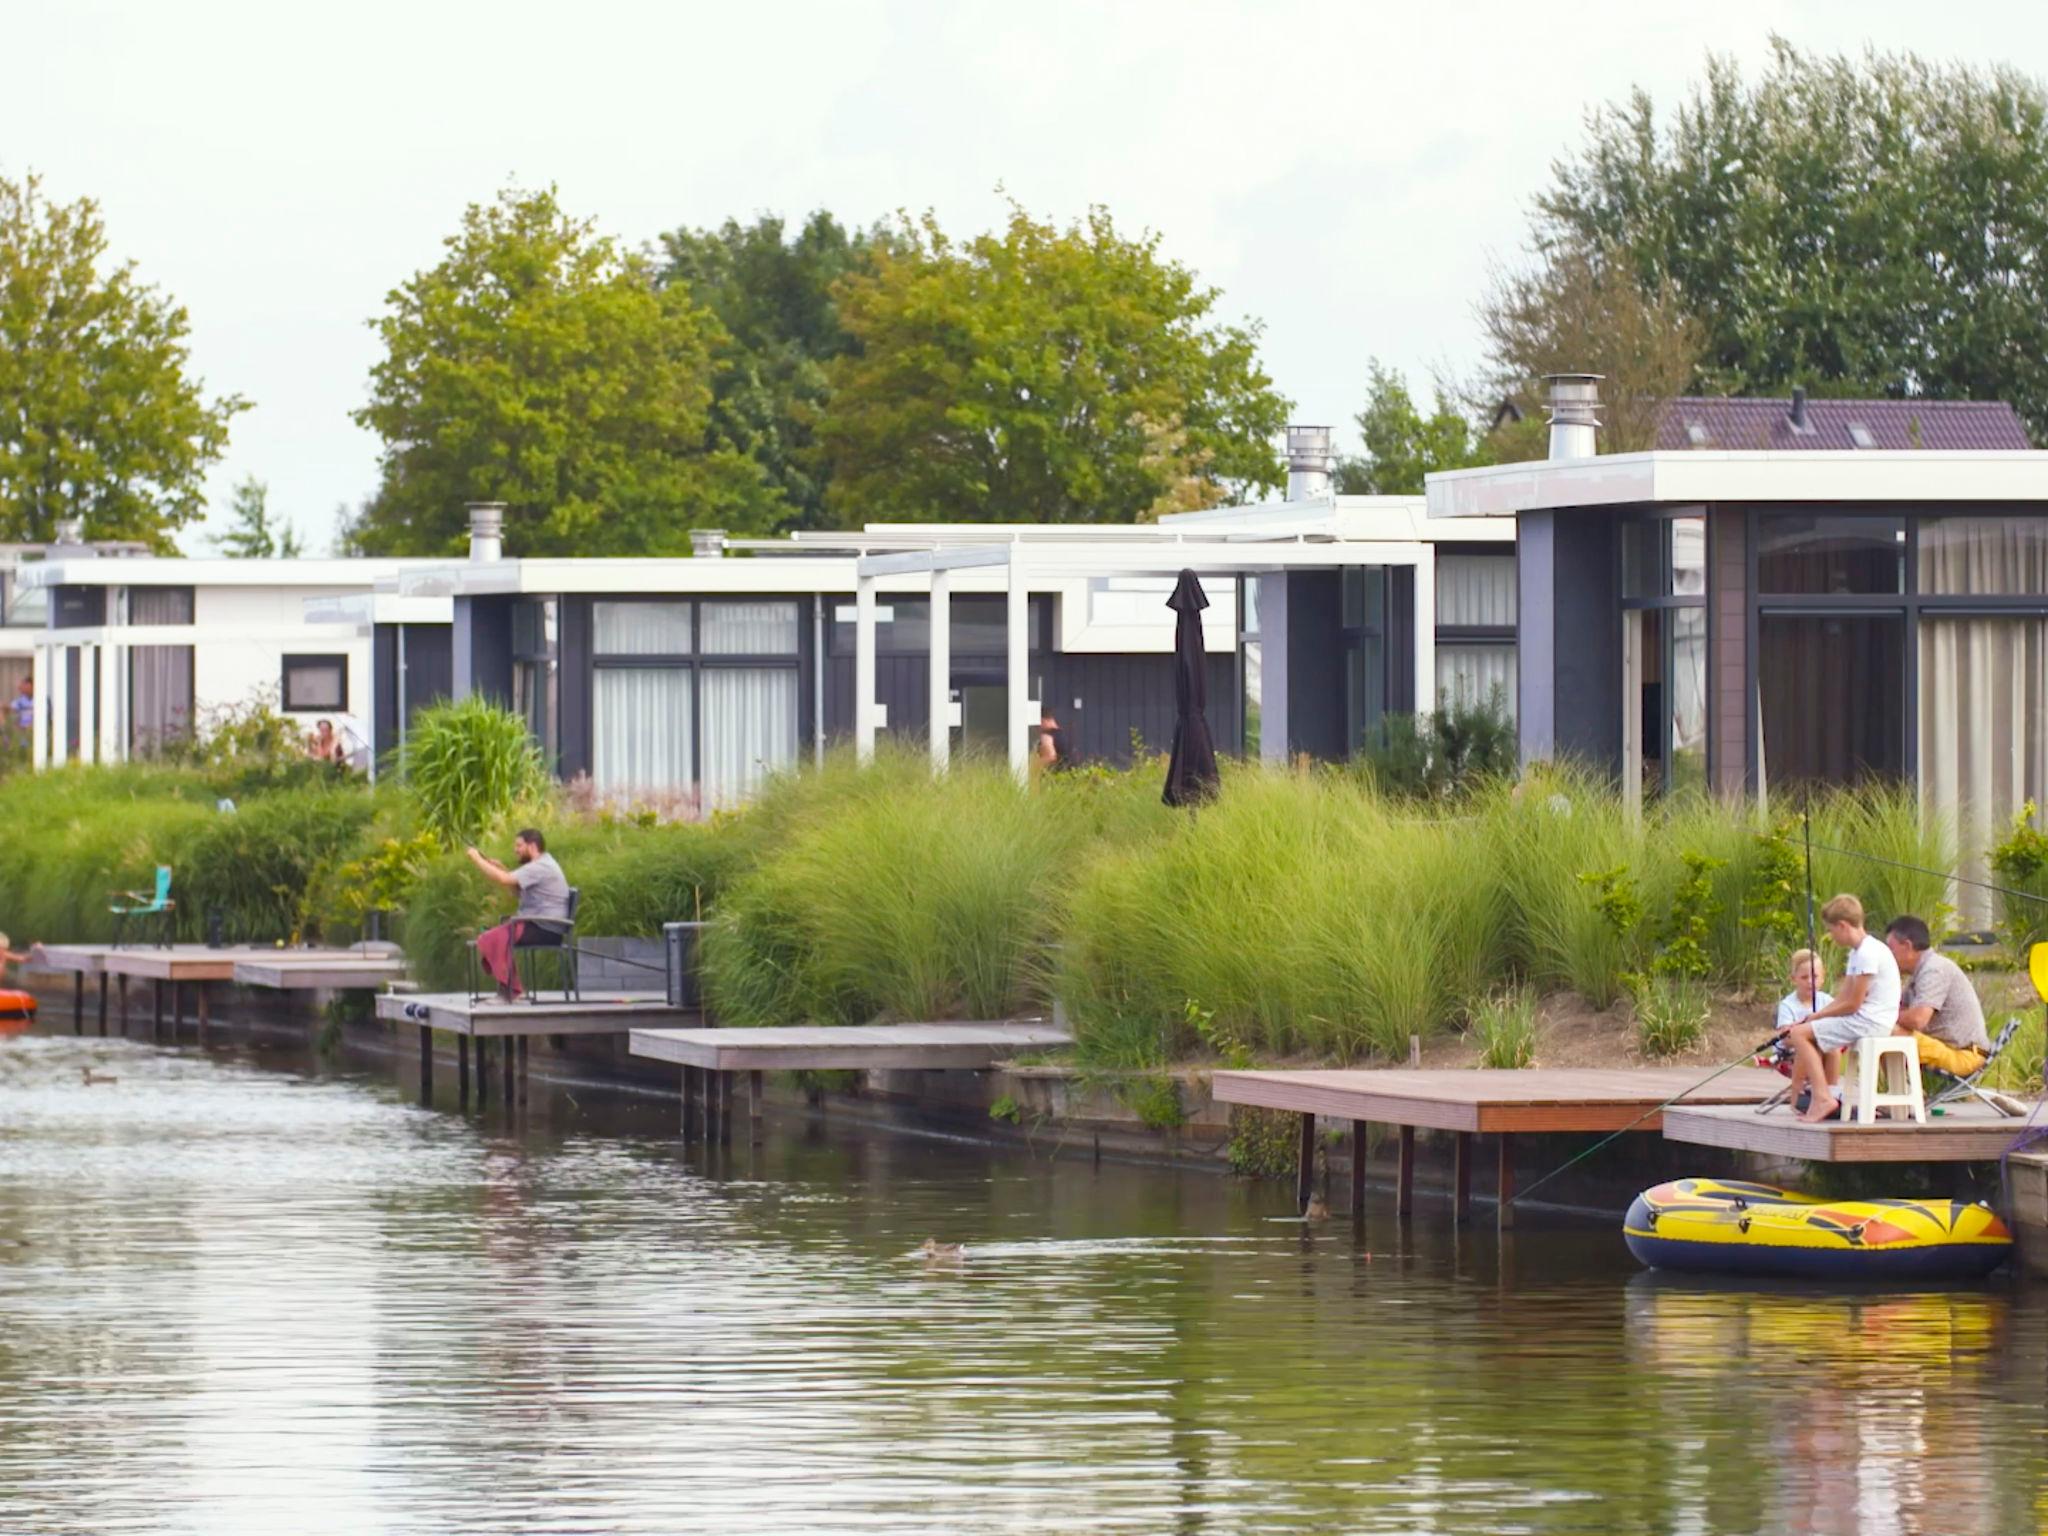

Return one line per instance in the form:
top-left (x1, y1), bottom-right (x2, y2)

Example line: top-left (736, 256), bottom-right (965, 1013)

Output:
top-left (119, 975), bottom-right (130, 1036)
top-left (97, 974), bottom-right (108, 1038)
top-left (928, 568), bottom-right (951, 772)
top-left (750, 1070), bottom-right (764, 1144)
top-left (72, 971), bottom-right (83, 1035)
top-left (1396, 1125), bottom-right (1416, 1216)
top-left (517, 1037), bottom-right (529, 1106)
top-left (1350, 1119), bottom-right (1367, 1222)
top-left (152, 979), bottom-right (163, 1041)
top-left (196, 982), bottom-right (208, 1038)
top-left (854, 573), bottom-right (878, 763)
top-left (1294, 1112), bottom-right (1316, 1214)
top-left (169, 980), bottom-right (182, 1040)
top-left (717, 1072), bottom-right (734, 1146)
top-left (419, 1025), bottom-right (432, 1105)
top-left (476, 1037), bottom-right (489, 1109)
top-left (1497, 1135), bottom-right (1517, 1230)
top-left (458, 1035), bottom-right (471, 1107)
top-left (503, 1033), bottom-right (515, 1105)
top-left (681, 1065), bottom-right (698, 1140)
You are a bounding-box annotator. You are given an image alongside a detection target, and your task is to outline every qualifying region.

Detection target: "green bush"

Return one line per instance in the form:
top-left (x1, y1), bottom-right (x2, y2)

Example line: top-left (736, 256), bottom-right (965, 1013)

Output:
top-left (176, 786), bottom-right (383, 943)
top-left (1989, 802), bottom-right (2048, 959)
top-left (1632, 975), bottom-right (1710, 1057)
top-left (1358, 692), bottom-right (1516, 801)
top-left (1470, 988), bottom-right (1539, 1069)
top-left (403, 696), bottom-right (549, 847)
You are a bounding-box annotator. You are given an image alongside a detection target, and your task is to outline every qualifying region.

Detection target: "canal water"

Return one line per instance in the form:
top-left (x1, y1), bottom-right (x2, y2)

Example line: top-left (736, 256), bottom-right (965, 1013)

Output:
top-left (2, 1028), bottom-right (2045, 1535)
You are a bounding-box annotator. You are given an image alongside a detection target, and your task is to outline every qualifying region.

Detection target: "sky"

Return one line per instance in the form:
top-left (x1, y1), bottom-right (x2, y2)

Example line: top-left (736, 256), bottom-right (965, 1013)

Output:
top-left (9, 0), bottom-right (2048, 553)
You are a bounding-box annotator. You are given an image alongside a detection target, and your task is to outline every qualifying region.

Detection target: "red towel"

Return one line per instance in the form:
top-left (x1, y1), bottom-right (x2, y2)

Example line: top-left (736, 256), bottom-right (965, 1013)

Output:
top-left (476, 919), bottom-right (527, 998)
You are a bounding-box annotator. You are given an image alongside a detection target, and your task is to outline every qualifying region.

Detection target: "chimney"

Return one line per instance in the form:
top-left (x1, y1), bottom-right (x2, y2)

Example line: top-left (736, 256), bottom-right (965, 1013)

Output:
top-left (1285, 425), bottom-right (1335, 500)
top-left (53, 517), bottom-right (85, 548)
top-left (689, 528), bottom-right (728, 559)
top-left (1544, 374), bottom-right (1603, 460)
top-left (1789, 385), bottom-right (1812, 433)
top-left (466, 502), bottom-right (505, 563)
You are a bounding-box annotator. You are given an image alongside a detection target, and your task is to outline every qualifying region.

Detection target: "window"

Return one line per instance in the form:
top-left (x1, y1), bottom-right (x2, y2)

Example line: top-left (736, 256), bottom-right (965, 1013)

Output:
top-left (1917, 516), bottom-right (2048, 595)
top-left (593, 668), bottom-right (694, 797)
top-left (595, 601), bottom-right (692, 654)
top-left (1757, 614), bottom-right (1905, 789)
top-left (281, 654), bottom-right (348, 711)
top-left (1621, 515), bottom-right (1707, 801)
top-left (511, 598), bottom-right (558, 764)
top-left (1436, 554), bottom-right (1517, 722)
top-left (128, 587), bottom-right (194, 625)
top-left (703, 601), bottom-right (799, 655)
top-left (828, 595), bottom-right (1049, 656)
top-left (1757, 514), bottom-right (1904, 594)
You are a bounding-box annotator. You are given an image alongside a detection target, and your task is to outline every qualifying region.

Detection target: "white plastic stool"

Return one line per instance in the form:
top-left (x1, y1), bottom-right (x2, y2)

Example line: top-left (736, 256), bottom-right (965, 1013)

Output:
top-left (1850, 1036), bottom-right (1926, 1124)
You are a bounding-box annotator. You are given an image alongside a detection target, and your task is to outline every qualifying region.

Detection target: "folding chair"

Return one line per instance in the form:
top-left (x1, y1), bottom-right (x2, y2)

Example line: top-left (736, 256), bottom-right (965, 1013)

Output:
top-left (1925, 1014), bottom-right (2027, 1116)
top-left (110, 866), bottom-right (175, 949)
top-left (466, 889), bottom-right (581, 1003)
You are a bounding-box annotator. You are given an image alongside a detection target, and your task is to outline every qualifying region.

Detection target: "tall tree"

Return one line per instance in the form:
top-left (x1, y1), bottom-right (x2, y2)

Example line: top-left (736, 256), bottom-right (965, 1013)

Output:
top-left (658, 212), bottom-right (876, 530)
top-left (1526, 40), bottom-right (2048, 435)
top-left (1335, 361), bottom-right (1494, 494)
top-left (821, 204), bottom-right (1289, 524)
top-left (1475, 238), bottom-right (1705, 453)
top-left (208, 476), bottom-right (303, 557)
top-left (0, 173), bottom-right (245, 548)
top-left (351, 187), bottom-right (777, 557)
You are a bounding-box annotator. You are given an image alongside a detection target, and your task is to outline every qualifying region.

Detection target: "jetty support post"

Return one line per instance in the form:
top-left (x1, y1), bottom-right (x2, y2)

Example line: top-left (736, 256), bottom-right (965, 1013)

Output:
top-left (502, 1035), bottom-right (515, 1106)
top-left (717, 1072), bottom-right (734, 1146)
top-left (1294, 1113), bottom-right (1316, 1214)
top-left (1396, 1126), bottom-right (1416, 1216)
top-left (195, 981), bottom-right (209, 1038)
top-left (475, 1037), bottom-right (489, 1109)
top-left (517, 1037), bottom-right (529, 1107)
top-left (1497, 1135), bottom-right (1516, 1230)
top-left (681, 1065), bottom-right (698, 1140)
top-left (72, 970), bottom-right (84, 1035)
top-left (97, 974), bottom-right (108, 1038)
top-left (1349, 1119), bottom-right (1367, 1224)
top-left (458, 1036), bottom-right (471, 1108)
top-left (152, 980), bottom-right (164, 1041)
top-left (419, 1025), bottom-right (433, 1106)
top-left (119, 975), bottom-right (130, 1036)
top-left (750, 1070), bottom-right (764, 1144)
top-left (1453, 1132), bottom-right (1473, 1223)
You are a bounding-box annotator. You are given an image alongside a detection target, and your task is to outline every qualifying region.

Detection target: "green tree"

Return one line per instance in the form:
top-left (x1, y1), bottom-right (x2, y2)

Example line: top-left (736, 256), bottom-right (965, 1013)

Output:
top-left (0, 173), bottom-right (246, 548)
top-left (209, 476), bottom-right (304, 558)
top-left (821, 204), bottom-right (1288, 524)
top-left (350, 186), bottom-right (778, 556)
top-left (658, 211), bottom-right (879, 530)
top-left (1334, 361), bottom-right (1493, 494)
top-left (1528, 39), bottom-right (2048, 435)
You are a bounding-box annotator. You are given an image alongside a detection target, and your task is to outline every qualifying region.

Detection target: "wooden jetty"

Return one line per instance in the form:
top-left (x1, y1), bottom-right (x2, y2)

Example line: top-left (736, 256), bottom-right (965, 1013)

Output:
top-left (1212, 1066), bottom-right (1788, 1227)
top-left (375, 990), bottom-right (700, 1112)
top-left (28, 942), bottom-right (403, 1038)
top-left (1661, 1100), bottom-right (2031, 1163)
top-left (629, 1021), bottom-right (1073, 1145)
top-left (230, 955), bottom-right (408, 991)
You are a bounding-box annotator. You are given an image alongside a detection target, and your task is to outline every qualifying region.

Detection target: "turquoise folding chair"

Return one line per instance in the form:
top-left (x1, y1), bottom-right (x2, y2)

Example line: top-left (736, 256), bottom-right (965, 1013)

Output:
top-left (110, 866), bottom-right (175, 949)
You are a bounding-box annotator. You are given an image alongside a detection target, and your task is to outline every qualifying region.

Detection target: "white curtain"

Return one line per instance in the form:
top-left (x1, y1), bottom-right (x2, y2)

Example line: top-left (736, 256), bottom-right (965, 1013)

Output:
top-left (1436, 644), bottom-right (1517, 719)
top-left (1919, 617), bottom-right (2048, 926)
top-left (700, 668), bottom-right (797, 809)
top-left (1670, 606), bottom-right (1708, 769)
top-left (1435, 555), bottom-right (1517, 626)
top-left (594, 601), bottom-right (692, 655)
top-left (593, 668), bottom-right (694, 797)
top-left (129, 646), bottom-right (192, 754)
top-left (701, 601), bottom-right (799, 655)
top-left (1918, 517), bottom-right (2048, 595)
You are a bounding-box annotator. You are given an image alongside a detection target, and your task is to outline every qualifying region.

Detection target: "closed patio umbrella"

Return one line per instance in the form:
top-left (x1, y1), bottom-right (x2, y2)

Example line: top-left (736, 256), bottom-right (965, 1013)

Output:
top-left (1162, 569), bottom-right (1220, 807)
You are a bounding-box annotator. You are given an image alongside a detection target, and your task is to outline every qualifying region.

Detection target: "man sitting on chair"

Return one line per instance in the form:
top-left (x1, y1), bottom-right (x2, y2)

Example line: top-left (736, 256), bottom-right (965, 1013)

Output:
top-left (1884, 914), bottom-right (1991, 1077)
top-left (467, 828), bottom-right (571, 1001)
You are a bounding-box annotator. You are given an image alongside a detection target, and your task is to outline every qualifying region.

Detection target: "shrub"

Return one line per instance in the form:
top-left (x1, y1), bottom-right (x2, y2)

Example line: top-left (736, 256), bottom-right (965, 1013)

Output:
top-left (177, 787), bottom-right (382, 943)
top-left (1358, 692), bottom-right (1516, 801)
top-left (1470, 988), bottom-right (1539, 1069)
top-left (403, 696), bottom-right (549, 847)
top-left (1989, 802), bottom-right (2048, 959)
top-left (1633, 975), bottom-right (1710, 1058)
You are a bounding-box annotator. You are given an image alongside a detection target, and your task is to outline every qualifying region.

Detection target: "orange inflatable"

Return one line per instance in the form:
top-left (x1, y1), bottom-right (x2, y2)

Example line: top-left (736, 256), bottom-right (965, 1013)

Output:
top-left (0, 989), bottom-right (36, 1022)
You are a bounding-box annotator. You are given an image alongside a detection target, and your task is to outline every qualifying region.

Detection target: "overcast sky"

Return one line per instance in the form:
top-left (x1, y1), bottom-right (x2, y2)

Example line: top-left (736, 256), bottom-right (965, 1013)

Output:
top-left (9, 1), bottom-right (2048, 551)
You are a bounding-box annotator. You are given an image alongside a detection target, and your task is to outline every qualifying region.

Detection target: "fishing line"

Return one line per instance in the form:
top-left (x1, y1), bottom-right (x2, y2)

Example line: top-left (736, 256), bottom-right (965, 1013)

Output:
top-left (1804, 838), bottom-right (2048, 909)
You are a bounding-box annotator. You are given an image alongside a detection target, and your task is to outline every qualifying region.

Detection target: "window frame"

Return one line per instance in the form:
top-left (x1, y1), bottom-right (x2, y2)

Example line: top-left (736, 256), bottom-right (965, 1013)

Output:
top-left (279, 652), bottom-right (350, 713)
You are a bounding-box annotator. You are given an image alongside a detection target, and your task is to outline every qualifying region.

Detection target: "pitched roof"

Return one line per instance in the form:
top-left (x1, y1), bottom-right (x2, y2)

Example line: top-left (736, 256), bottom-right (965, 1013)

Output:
top-left (1656, 396), bottom-right (2031, 452)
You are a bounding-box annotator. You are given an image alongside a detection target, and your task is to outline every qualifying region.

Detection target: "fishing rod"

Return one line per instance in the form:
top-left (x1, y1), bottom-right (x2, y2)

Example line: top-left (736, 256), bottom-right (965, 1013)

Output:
top-left (1503, 1033), bottom-right (1781, 1213)
top-left (1804, 838), bottom-right (2048, 910)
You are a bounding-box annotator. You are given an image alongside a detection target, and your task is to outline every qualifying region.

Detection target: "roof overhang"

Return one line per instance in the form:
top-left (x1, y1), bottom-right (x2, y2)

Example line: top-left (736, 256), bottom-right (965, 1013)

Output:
top-left (1427, 450), bottom-right (2048, 519)
top-left (303, 592), bottom-right (455, 626)
top-left (21, 557), bottom-right (440, 591)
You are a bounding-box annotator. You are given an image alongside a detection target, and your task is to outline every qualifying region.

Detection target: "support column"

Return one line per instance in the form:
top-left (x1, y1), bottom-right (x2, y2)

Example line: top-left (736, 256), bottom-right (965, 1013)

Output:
top-left (1396, 1125), bottom-right (1415, 1216)
top-left (72, 971), bottom-right (84, 1035)
top-left (717, 1072), bottom-right (734, 1146)
top-left (169, 981), bottom-right (181, 1040)
top-left (1294, 1112), bottom-right (1316, 1214)
top-left (475, 1037), bottom-right (489, 1109)
top-left (517, 1037), bottom-right (529, 1107)
top-left (1497, 1134), bottom-right (1517, 1229)
top-left (76, 644), bottom-right (96, 765)
top-left (47, 643), bottom-right (67, 767)
top-left (29, 643), bottom-right (48, 772)
top-left (104, 644), bottom-right (125, 763)
top-left (151, 979), bottom-right (163, 1041)
top-left (458, 1035), bottom-right (471, 1107)
top-left (1453, 1131), bottom-right (1473, 1223)
top-left (1349, 1118), bottom-right (1367, 1223)
top-left (854, 573), bottom-right (878, 763)
top-left (502, 1034), bottom-right (516, 1105)
top-left (97, 973), bottom-right (108, 1037)
top-left (118, 975), bottom-right (130, 1036)
top-left (195, 982), bottom-right (209, 1038)
top-left (1006, 555), bottom-right (1030, 784)
top-left (1256, 574), bottom-right (1290, 764)
top-left (681, 1065), bottom-right (699, 1140)
top-left (928, 569), bottom-right (951, 773)
top-left (419, 1025), bottom-right (433, 1105)
top-left (750, 1069), bottom-right (764, 1144)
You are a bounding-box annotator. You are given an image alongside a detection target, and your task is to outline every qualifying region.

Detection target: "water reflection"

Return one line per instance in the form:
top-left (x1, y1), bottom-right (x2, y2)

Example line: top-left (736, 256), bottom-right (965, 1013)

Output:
top-left (0, 1030), bottom-right (2043, 1534)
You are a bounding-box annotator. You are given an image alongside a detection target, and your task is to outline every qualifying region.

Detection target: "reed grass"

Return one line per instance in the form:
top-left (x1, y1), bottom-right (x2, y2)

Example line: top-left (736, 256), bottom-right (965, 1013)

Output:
top-left (1470, 987), bottom-right (1539, 1069)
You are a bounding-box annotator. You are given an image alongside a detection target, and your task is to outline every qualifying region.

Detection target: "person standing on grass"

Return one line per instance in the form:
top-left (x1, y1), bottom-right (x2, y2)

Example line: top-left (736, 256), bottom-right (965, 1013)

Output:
top-left (1775, 893), bottom-right (1902, 1123)
top-left (9, 677), bottom-right (31, 738)
top-left (1884, 914), bottom-right (1992, 1076)
top-left (466, 828), bottom-right (571, 1002)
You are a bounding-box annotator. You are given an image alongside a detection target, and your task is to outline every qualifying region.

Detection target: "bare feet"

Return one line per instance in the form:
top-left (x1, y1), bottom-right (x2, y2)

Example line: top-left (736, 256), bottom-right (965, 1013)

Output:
top-left (1798, 1093), bottom-right (1840, 1124)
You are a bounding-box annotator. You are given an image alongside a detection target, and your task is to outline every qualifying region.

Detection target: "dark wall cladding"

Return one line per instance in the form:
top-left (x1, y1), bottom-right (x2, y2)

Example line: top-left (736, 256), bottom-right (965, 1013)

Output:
top-left (823, 649), bottom-right (1241, 767)
top-left (371, 623), bottom-right (454, 760)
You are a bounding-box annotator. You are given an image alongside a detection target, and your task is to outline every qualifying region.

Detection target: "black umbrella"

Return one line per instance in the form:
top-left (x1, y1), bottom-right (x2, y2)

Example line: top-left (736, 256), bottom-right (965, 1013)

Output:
top-left (1163, 568), bottom-right (1220, 807)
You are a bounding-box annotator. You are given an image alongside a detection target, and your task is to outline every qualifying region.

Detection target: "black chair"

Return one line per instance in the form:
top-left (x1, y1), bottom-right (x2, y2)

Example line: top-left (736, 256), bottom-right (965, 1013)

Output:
top-left (466, 889), bottom-right (580, 1003)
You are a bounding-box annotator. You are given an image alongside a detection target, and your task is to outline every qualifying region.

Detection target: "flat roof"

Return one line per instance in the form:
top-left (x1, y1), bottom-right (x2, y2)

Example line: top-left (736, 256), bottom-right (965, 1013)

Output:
top-left (23, 557), bottom-right (444, 591)
top-left (1426, 450), bottom-right (2048, 519)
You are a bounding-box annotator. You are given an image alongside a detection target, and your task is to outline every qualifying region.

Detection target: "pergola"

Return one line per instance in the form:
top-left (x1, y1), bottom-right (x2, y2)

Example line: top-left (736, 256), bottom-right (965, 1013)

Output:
top-left (849, 538), bottom-right (1440, 781)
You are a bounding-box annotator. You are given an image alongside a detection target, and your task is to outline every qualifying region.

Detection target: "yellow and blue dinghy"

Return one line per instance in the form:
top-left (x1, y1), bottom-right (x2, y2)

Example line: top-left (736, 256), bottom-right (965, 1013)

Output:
top-left (1625, 1178), bottom-right (2011, 1281)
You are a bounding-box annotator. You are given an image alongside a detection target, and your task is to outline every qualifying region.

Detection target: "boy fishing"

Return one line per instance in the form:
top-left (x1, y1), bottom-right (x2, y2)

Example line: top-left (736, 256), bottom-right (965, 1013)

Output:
top-left (1774, 894), bottom-right (1901, 1123)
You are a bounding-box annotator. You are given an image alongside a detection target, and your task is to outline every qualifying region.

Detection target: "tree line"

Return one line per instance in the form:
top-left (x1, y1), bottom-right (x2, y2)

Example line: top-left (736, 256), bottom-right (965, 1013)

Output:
top-left (6, 39), bottom-right (2048, 551)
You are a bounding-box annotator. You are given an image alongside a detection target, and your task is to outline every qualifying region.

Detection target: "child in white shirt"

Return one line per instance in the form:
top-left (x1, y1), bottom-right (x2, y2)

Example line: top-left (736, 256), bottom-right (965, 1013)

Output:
top-left (1774, 894), bottom-right (1902, 1123)
top-left (1761, 949), bottom-right (1835, 1080)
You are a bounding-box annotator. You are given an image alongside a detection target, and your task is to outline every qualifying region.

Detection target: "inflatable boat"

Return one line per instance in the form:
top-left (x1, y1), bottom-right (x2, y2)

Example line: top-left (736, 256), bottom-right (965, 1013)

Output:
top-left (0, 989), bottom-right (34, 1021)
top-left (1625, 1177), bottom-right (2012, 1281)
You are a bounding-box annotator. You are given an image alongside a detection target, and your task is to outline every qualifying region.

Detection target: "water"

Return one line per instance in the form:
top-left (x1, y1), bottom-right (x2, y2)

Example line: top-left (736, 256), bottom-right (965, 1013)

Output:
top-left (2, 1028), bottom-right (2045, 1535)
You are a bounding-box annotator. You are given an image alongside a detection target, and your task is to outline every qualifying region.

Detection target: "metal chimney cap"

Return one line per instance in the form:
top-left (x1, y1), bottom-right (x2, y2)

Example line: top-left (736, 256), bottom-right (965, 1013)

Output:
top-left (1543, 373), bottom-right (1604, 424)
top-left (52, 517), bottom-right (86, 547)
top-left (466, 502), bottom-right (506, 534)
top-left (1285, 425), bottom-right (1336, 464)
top-left (688, 528), bottom-right (728, 558)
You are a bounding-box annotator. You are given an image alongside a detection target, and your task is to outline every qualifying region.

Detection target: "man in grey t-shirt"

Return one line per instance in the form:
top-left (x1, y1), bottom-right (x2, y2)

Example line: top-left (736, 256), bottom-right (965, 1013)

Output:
top-left (1884, 914), bottom-right (1992, 1074)
top-left (467, 828), bottom-right (572, 1000)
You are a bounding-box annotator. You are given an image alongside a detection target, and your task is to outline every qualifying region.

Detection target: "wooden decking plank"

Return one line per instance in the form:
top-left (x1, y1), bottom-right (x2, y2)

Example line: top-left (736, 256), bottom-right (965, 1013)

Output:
top-left (1661, 1102), bottom-right (2030, 1163)
top-left (374, 990), bottom-right (698, 1037)
top-left (628, 1022), bottom-right (1072, 1072)
top-left (231, 958), bottom-right (409, 990)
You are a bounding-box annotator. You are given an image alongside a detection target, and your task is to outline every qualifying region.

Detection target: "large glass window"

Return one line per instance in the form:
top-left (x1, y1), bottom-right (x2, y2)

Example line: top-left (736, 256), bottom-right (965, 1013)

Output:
top-left (1757, 614), bottom-right (1906, 790)
top-left (1669, 606), bottom-right (1707, 792)
top-left (1757, 514), bottom-right (1905, 594)
top-left (1622, 516), bottom-right (1706, 800)
top-left (594, 601), bottom-right (692, 654)
top-left (592, 668), bottom-right (694, 797)
top-left (700, 669), bottom-right (798, 807)
top-left (829, 595), bottom-right (1048, 656)
top-left (1436, 645), bottom-right (1516, 717)
top-left (1342, 567), bottom-right (1389, 748)
top-left (703, 601), bottom-right (799, 655)
top-left (1917, 516), bottom-right (2048, 595)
